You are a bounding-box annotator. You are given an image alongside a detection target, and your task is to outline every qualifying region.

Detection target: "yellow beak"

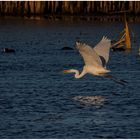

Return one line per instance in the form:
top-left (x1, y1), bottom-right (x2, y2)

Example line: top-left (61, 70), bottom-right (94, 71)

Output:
top-left (63, 70), bottom-right (70, 73)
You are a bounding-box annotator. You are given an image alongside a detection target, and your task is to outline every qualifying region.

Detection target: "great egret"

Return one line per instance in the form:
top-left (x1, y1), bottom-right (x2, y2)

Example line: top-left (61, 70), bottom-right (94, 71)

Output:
top-left (63, 36), bottom-right (127, 85)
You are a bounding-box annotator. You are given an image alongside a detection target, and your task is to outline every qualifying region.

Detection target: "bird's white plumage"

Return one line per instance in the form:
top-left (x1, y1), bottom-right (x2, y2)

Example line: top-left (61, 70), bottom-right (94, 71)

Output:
top-left (65, 36), bottom-right (111, 76)
top-left (75, 37), bottom-right (111, 76)
top-left (76, 36), bottom-right (111, 68)
top-left (63, 36), bottom-right (127, 85)
top-left (76, 42), bottom-right (102, 67)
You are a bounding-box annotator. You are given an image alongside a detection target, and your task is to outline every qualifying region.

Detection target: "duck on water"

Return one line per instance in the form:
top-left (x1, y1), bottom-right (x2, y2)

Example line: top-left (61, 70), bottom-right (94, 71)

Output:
top-left (3, 48), bottom-right (15, 53)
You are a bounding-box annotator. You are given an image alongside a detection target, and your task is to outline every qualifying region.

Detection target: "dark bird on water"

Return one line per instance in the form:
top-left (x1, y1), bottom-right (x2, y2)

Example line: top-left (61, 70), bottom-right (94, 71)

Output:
top-left (3, 48), bottom-right (15, 53)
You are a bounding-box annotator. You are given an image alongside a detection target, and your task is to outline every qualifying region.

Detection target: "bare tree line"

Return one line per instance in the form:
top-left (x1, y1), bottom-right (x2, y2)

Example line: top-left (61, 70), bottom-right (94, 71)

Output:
top-left (0, 1), bottom-right (140, 16)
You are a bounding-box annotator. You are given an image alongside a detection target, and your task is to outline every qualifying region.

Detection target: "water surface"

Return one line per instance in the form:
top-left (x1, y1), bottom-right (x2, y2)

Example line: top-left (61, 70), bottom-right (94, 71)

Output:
top-left (0, 18), bottom-right (140, 138)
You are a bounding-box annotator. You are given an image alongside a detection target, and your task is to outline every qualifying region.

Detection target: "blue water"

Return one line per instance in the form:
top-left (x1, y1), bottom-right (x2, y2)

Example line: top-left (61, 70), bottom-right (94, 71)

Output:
top-left (0, 18), bottom-right (140, 138)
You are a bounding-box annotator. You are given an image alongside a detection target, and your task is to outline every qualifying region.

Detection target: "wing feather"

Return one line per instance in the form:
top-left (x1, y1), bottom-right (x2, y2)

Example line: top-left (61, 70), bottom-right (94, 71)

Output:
top-left (76, 42), bottom-right (102, 67)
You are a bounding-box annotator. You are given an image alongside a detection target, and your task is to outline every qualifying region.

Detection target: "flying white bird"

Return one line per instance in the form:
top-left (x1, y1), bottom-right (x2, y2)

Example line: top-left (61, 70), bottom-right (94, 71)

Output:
top-left (63, 36), bottom-right (127, 85)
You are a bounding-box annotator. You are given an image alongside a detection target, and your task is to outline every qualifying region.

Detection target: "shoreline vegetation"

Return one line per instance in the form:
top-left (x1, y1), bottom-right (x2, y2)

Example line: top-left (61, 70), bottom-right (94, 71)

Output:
top-left (0, 1), bottom-right (140, 22)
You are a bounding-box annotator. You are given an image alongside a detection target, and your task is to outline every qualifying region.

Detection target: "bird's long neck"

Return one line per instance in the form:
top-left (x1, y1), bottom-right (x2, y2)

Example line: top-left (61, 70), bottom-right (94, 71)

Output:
top-left (69, 69), bottom-right (86, 79)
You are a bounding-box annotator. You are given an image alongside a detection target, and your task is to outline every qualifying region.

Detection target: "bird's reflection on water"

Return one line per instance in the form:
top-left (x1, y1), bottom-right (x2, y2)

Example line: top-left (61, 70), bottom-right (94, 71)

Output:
top-left (73, 95), bottom-right (107, 106)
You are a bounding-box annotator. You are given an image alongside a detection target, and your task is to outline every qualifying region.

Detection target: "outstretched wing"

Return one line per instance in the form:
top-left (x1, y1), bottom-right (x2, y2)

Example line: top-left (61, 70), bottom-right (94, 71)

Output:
top-left (76, 42), bottom-right (102, 67)
top-left (94, 36), bottom-right (111, 67)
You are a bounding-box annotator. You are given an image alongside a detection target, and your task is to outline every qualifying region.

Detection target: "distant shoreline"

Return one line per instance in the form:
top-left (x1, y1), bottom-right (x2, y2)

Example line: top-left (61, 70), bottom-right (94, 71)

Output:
top-left (0, 15), bottom-right (140, 23)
